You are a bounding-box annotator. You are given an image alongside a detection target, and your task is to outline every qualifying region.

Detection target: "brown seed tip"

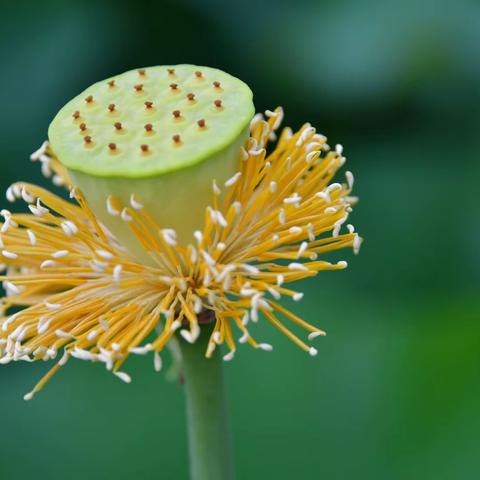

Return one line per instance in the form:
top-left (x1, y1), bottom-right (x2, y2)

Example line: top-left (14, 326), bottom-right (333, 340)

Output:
top-left (114, 122), bottom-right (123, 130)
top-left (172, 134), bottom-right (181, 144)
top-left (144, 123), bottom-right (153, 132)
top-left (108, 143), bottom-right (117, 151)
top-left (168, 68), bottom-right (175, 75)
top-left (187, 93), bottom-right (196, 101)
top-left (134, 84), bottom-right (144, 92)
top-left (214, 99), bottom-right (223, 108)
top-left (138, 69), bottom-right (146, 76)
top-left (140, 144), bottom-right (149, 152)
top-left (172, 110), bottom-right (181, 119)
top-left (170, 83), bottom-right (178, 91)
top-left (213, 81), bottom-right (221, 88)
top-left (85, 95), bottom-right (93, 103)
top-left (144, 101), bottom-right (153, 109)
top-left (107, 80), bottom-right (115, 88)
top-left (108, 103), bottom-right (115, 112)
top-left (197, 119), bottom-right (206, 128)
top-left (79, 122), bottom-right (87, 131)
top-left (72, 110), bottom-right (80, 119)
top-left (84, 136), bottom-right (92, 144)
top-left (195, 71), bottom-right (203, 78)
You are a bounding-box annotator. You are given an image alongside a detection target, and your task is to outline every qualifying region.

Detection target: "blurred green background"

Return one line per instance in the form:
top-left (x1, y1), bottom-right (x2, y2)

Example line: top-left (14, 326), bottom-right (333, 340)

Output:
top-left (1, 0), bottom-right (479, 478)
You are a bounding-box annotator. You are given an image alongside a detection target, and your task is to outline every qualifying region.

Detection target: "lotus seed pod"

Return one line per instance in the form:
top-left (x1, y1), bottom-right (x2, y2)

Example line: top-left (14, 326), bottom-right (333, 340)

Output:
top-left (48, 65), bottom-right (254, 258)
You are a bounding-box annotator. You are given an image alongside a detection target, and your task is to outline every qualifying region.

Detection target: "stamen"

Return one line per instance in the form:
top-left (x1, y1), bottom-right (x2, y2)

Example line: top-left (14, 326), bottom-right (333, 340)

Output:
top-left (134, 84), bottom-right (144, 92)
top-left (144, 123), bottom-right (153, 132)
top-left (85, 95), bottom-right (93, 104)
top-left (72, 110), bottom-right (80, 119)
top-left (214, 99), bottom-right (223, 109)
top-left (170, 83), bottom-right (178, 91)
top-left (172, 134), bottom-right (181, 145)
top-left (108, 103), bottom-right (116, 112)
top-left (145, 101), bottom-right (153, 109)
top-left (187, 93), bottom-right (196, 102)
top-left (197, 119), bottom-right (206, 128)
top-left (114, 122), bottom-right (123, 131)
top-left (195, 71), bottom-right (203, 78)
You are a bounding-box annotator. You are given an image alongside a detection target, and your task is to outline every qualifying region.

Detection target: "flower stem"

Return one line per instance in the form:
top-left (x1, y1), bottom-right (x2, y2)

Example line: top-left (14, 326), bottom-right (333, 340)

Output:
top-left (179, 325), bottom-right (235, 480)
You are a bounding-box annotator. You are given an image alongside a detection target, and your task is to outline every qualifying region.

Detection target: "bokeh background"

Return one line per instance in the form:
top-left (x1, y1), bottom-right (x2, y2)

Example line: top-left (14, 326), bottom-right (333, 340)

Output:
top-left (1, 0), bottom-right (479, 478)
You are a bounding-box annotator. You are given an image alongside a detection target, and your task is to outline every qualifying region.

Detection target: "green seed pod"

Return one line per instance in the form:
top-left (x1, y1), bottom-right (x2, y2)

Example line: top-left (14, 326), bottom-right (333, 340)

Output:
top-left (48, 65), bottom-right (254, 257)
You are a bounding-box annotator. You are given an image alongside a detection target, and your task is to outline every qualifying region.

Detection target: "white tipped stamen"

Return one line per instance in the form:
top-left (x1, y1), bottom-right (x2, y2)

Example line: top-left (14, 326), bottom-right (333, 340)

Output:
top-left (52, 250), bottom-right (68, 259)
top-left (106, 196), bottom-right (120, 216)
top-left (257, 343), bottom-right (273, 352)
top-left (30, 141), bottom-right (49, 161)
top-left (55, 329), bottom-right (72, 339)
top-left (337, 260), bottom-right (348, 268)
top-left (130, 344), bottom-right (153, 355)
top-left (289, 226), bottom-right (302, 234)
top-left (193, 230), bottom-right (203, 244)
top-left (114, 371), bottom-right (131, 384)
top-left (6, 186), bottom-right (16, 203)
top-left (21, 188), bottom-right (34, 204)
top-left (2, 250), bottom-right (17, 260)
top-left (162, 229), bottom-right (177, 246)
top-left (213, 331), bottom-right (221, 344)
top-left (309, 347), bottom-right (318, 357)
top-left (239, 332), bottom-right (249, 344)
top-left (269, 181), bottom-right (277, 193)
top-left (308, 331), bottom-right (326, 341)
top-left (212, 180), bottom-right (221, 195)
top-left (87, 330), bottom-right (98, 341)
top-left (154, 351), bottom-right (162, 372)
top-left (288, 263), bottom-right (308, 271)
top-left (45, 301), bottom-right (61, 310)
top-left (279, 209), bottom-right (286, 224)
top-left (27, 230), bottom-right (36, 246)
top-left (40, 260), bottom-right (56, 269)
top-left (129, 194), bottom-right (143, 210)
top-left (335, 144), bottom-right (343, 154)
top-left (23, 391), bottom-right (34, 401)
top-left (276, 274), bottom-right (284, 286)
top-left (121, 208), bottom-right (132, 222)
top-left (297, 241), bottom-right (308, 257)
top-left (293, 292), bottom-right (304, 302)
top-left (225, 172), bottom-right (241, 187)
top-left (113, 264), bottom-right (122, 282)
top-left (61, 220), bottom-right (78, 236)
top-left (96, 249), bottom-right (114, 260)
top-left (345, 171), bottom-right (354, 189)
top-left (223, 350), bottom-right (235, 361)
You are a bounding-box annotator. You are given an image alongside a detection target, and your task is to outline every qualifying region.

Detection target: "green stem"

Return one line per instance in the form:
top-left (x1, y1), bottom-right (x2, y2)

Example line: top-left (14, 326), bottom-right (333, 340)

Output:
top-left (179, 325), bottom-right (235, 480)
